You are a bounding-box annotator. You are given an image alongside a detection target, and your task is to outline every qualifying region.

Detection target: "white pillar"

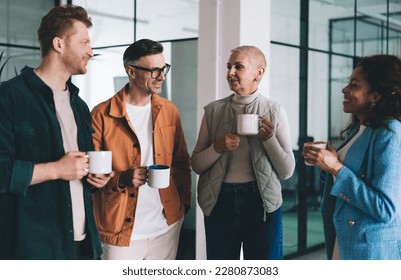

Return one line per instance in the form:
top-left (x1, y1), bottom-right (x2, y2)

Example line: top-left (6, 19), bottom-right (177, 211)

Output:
top-left (196, 0), bottom-right (271, 260)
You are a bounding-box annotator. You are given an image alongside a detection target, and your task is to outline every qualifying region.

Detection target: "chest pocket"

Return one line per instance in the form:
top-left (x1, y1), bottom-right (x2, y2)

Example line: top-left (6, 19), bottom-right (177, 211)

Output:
top-left (77, 120), bottom-right (95, 151)
top-left (159, 126), bottom-right (176, 156)
top-left (14, 121), bottom-right (51, 162)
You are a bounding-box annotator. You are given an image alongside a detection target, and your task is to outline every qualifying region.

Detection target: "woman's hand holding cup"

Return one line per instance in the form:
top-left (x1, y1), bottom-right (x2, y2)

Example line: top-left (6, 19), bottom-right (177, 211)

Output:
top-left (258, 116), bottom-right (274, 142)
top-left (213, 133), bottom-right (241, 154)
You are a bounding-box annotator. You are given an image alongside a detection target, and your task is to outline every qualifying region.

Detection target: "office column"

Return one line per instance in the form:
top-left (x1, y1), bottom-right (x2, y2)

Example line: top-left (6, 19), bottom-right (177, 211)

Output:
top-left (196, 0), bottom-right (271, 260)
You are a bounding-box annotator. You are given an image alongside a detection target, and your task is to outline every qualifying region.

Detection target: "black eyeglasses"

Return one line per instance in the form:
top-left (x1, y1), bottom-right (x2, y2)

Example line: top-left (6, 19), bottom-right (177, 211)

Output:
top-left (129, 63), bottom-right (171, 79)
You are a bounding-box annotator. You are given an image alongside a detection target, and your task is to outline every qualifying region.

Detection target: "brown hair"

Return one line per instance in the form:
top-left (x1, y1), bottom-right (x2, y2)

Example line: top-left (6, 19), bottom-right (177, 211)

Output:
top-left (37, 5), bottom-right (92, 56)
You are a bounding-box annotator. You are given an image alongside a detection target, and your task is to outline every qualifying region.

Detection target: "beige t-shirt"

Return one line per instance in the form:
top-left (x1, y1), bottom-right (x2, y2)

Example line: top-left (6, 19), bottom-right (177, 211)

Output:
top-left (53, 88), bottom-right (86, 241)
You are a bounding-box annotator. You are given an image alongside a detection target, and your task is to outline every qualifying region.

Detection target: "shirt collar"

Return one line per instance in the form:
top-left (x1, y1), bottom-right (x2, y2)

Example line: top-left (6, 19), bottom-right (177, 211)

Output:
top-left (21, 66), bottom-right (79, 98)
top-left (109, 84), bottom-right (168, 119)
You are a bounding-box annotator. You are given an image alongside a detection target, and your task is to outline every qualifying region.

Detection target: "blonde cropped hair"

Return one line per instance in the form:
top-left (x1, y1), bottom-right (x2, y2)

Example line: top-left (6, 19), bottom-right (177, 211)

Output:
top-left (231, 45), bottom-right (267, 69)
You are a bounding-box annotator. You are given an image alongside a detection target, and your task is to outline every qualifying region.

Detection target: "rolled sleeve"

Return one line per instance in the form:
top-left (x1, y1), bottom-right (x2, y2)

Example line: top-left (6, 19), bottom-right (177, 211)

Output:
top-left (9, 160), bottom-right (34, 196)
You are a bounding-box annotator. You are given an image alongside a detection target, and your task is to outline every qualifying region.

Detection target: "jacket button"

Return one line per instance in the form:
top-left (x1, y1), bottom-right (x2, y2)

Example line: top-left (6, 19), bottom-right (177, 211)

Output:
top-left (129, 193), bottom-right (135, 198)
top-left (348, 220), bottom-right (355, 226)
top-left (361, 174), bottom-right (366, 179)
top-left (125, 218), bottom-right (132, 223)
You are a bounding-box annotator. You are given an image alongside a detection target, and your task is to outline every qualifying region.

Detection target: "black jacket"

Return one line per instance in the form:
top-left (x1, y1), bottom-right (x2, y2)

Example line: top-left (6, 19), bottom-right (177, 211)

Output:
top-left (0, 66), bottom-right (101, 259)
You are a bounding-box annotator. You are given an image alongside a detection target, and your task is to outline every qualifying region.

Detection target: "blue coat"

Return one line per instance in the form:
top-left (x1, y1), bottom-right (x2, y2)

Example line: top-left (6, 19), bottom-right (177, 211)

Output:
top-left (321, 120), bottom-right (401, 260)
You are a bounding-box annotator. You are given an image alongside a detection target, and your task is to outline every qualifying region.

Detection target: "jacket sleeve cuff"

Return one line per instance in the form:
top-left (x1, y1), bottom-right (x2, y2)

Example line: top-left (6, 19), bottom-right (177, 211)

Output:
top-left (10, 160), bottom-right (34, 196)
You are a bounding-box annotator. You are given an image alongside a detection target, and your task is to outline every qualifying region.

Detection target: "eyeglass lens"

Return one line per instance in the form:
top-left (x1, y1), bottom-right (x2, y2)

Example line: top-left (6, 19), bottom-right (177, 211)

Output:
top-left (152, 64), bottom-right (170, 78)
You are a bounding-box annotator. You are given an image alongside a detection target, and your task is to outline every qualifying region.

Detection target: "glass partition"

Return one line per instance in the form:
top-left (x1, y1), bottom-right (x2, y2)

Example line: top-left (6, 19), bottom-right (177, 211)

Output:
top-left (136, 0), bottom-right (198, 41)
top-left (271, 0), bottom-right (300, 46)
top-left (74, 0), bottom-right (198, 43)
top-left (329, 55), bottom-right (354, 147)
top-left (76, 0), bottom-right (136, 47)
top-left (0, 0), bottom-right (53, 48)
top-left (0, 0), bottom-right (53, 82)
top-left (270, 44), bottom-right (300, 256)
top-left (331, 18), bottom-right (355, 56)
top-left (170, 40), bottom-right (198, 259)
top-left (306, 51), bottom-right (329, 249)
top-left (309, 0), bottom-right (355, 53)
top-left (356, 0), bottom-right (388, 56)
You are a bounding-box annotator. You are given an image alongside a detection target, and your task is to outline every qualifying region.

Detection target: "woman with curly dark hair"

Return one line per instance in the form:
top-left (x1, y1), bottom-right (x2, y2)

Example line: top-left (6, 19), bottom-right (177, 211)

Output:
top-left (303, 55), bottom-right (401, 260)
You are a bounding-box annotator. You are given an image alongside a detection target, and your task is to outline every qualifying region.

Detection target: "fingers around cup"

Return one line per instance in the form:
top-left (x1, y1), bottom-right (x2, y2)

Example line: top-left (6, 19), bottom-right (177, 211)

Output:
top-left (303, 141), bottom-right (327, 150)
top-left (303, 141), bottom-right (326, 166)
top-left (87, 151), bottom-right (112, 174)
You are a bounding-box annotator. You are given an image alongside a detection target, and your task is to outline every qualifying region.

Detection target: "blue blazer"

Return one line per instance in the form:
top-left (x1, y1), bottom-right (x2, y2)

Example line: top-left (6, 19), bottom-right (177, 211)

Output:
top-left (321, 119), bottom-right (401, 260)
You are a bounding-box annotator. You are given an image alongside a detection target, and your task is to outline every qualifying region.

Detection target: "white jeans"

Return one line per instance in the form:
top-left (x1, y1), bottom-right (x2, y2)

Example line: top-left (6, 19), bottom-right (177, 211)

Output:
top-left (101, 216), bottom-right (184, 260)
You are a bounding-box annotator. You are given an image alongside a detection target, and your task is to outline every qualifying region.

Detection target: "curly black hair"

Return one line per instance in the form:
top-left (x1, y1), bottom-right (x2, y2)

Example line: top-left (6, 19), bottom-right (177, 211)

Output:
top-left (341, 55), bottom-right (401, 138)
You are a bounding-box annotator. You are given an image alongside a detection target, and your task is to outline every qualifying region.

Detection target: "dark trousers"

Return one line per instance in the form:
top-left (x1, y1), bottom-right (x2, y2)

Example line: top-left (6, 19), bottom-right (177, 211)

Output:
top-left (0, 194), bottom-right (18, 260)
top-left (204, 181), bottom-right (283, 260)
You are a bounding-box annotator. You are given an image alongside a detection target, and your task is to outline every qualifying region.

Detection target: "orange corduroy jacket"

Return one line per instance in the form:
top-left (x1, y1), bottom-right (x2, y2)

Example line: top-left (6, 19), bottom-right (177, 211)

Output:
top-left (90, 85), bottom-right (191, 246)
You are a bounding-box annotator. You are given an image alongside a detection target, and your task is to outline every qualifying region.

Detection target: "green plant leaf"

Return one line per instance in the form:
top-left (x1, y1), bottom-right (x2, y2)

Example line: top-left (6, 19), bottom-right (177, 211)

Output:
top-left (0, 50), bottom-right (12, 83)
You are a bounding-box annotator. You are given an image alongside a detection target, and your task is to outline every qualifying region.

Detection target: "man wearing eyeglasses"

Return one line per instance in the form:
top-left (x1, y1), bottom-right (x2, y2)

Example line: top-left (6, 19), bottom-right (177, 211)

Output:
top-left (90, 39), bottom-right (191, 260)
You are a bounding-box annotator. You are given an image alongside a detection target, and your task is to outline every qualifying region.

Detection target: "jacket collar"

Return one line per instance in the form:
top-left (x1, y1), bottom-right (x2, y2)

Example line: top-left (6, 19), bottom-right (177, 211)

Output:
top-left (21, 66), bottom-right (80, 100)
top-left (339, 124), bottom-right (373, 172)
top-left (109, 85), bottom-right (128, 118)
top-left (109, 83), bottom-right (168, 121)
top-left (150, 92), bottom-right (167, 124)
top-left (337, 124), bottom-right (366, 151)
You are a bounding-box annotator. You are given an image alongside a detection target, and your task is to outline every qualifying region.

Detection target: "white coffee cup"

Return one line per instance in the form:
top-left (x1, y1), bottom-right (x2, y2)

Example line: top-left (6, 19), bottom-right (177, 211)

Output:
top-left (303, 141), bottom-right (327, 166)
top-left (148, 165), bottom-right (170, 189)
top-left (87, 151), bottom-right (112, 174)
top-left (237, 114), bottom-right (261, 135)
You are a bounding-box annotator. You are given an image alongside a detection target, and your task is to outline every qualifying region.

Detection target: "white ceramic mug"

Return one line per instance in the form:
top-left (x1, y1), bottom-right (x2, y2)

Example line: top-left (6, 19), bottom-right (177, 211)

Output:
top-left (148, 165), bottom-right (170, 189)
top-left (237, 114), bottom-right (260, 135)
top-left (87, 151), bottom-right (112, 174)
top-left (303, 141), bottom-right (327, 166)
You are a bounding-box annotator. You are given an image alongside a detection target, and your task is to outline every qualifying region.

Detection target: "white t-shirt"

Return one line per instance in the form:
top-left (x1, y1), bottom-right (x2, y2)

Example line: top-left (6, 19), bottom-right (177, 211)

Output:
top-left (52, 88), bottom-right (86, 241)
top-left (125, 102), bottom-right (170, 240)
